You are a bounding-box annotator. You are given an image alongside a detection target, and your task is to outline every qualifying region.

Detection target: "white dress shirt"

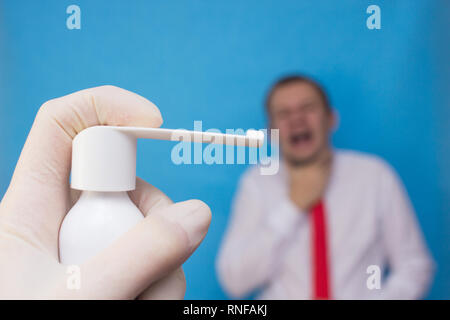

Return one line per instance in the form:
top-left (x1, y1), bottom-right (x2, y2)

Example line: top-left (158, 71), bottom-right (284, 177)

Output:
top-left (216, 150), bottom-right (434, 299)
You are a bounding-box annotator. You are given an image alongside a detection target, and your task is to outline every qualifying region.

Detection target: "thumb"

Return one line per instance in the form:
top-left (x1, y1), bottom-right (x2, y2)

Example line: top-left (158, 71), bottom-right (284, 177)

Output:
top-left (76, 199), bottom-right (211, 299)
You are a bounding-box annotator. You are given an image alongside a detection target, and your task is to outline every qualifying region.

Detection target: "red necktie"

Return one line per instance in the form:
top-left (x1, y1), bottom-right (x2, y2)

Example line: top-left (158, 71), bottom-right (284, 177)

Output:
top-left (311, 200), bottom-right (331, 299)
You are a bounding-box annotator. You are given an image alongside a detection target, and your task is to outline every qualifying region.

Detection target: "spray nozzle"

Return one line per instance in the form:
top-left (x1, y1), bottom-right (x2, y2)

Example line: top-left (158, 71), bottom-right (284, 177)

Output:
top-left (71, 126), bottom-right (264, 192)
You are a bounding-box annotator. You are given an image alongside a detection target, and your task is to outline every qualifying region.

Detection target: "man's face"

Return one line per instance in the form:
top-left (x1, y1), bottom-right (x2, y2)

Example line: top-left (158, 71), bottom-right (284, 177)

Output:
top-left (269, 82), bottom-right (334, 165)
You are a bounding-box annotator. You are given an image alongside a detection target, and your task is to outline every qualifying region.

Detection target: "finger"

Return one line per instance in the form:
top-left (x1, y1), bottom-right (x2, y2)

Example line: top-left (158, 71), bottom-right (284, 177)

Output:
top-left (138, 267), bottom-right (186, 300)
top-left (128, 177), bottom-right (173, 216)
top-left (0, 86), bottom-right (162, 254)
top-left (80, 199), bottom-right (211, 299)
top-left (129, 178), bottom-right (185, 299)
top-left (12, 85), bottom-right (161, 197)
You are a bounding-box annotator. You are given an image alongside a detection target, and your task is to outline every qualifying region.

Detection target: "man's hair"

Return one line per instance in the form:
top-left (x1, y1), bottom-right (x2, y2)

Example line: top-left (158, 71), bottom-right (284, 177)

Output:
top-left (265, 75), bottom-right (331, 115)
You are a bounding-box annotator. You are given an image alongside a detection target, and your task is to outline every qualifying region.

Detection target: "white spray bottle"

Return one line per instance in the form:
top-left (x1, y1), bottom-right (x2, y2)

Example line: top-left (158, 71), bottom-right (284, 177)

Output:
top-left (59, 125), bottom-right (264, 264)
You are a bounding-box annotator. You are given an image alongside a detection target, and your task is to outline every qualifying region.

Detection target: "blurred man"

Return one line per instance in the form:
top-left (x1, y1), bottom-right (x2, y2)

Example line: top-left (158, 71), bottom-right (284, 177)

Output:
top-left (216, 75), bottom-right (434, 299)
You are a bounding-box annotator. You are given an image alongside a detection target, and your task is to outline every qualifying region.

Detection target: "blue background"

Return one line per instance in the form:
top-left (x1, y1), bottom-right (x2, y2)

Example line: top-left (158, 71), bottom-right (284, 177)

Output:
top-left (0, 0), bottom-right (448, 299)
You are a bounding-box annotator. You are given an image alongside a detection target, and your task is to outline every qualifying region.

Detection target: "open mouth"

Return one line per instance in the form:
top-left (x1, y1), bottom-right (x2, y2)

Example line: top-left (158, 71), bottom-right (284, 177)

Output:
top-left (290, 131), bottom-right (313, 147)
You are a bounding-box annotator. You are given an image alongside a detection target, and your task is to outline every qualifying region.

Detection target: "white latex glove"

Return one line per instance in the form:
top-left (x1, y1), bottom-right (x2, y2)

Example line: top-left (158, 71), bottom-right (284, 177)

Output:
top-left (0, 86), bottom-right (211, 299)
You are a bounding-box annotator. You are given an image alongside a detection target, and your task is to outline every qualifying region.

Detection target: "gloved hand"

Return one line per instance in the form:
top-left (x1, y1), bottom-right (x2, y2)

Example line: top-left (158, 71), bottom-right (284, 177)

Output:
top-left (0, 85), bottom-right (211, 299)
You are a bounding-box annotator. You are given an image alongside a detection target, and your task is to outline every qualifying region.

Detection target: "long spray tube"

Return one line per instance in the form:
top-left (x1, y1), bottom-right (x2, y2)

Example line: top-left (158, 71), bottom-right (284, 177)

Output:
top-left (115, 126), bottom-right (265, 147)
top-left (70, 126), bottom-right (265, 192)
